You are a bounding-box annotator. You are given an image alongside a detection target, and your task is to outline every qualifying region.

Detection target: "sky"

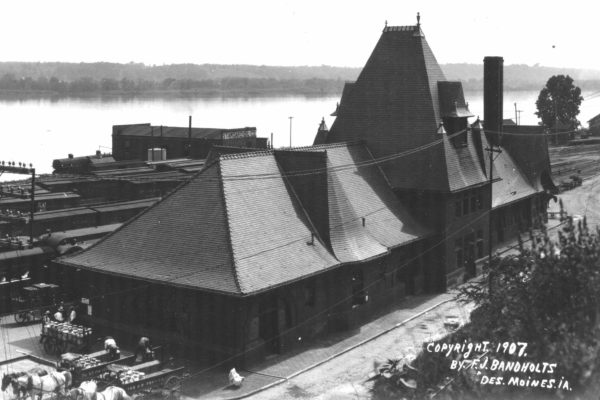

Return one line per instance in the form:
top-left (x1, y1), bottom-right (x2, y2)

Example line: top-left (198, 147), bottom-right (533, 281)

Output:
top-left (1, 0), bottom-right (598, 70)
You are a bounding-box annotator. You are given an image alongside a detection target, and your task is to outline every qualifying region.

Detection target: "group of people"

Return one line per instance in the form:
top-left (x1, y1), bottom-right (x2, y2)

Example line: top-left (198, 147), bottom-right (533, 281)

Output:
top-left (104, 336), bottom-right (154, 362)
top-left (42, 304), bottom-right (77, 325)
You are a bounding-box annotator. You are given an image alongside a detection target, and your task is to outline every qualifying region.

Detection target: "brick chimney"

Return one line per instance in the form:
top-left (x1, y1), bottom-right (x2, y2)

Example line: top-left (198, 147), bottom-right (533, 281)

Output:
top-left (483, 56), bottom-right (503, 145)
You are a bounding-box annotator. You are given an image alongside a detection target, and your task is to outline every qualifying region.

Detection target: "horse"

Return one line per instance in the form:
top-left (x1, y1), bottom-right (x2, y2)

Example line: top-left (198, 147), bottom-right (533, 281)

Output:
top-left (2, 374), bottom-right (22, 400)
top-left (66, 380), bottom-right (96, 400)
top-left (95, 386), bottom-right (131, 400)
top-left (2, 369), bottom-right (48, 400)
top-left (67, 381), bottom-right (131, 400)
top-left (26, 370), bottom-right (72, 400)
top-left (2, 369), bottom-right (48, 391)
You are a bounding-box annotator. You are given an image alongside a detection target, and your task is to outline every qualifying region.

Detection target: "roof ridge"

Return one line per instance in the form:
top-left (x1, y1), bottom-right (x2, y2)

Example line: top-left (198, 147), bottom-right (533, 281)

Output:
top-left (219, 149), bottom-right (274, 160)
top-left (383, 25), bottom-right (417, 32)
top-left (217, 160), bottom-right (243, 294)
top-left (285, 141), bottom-right (363, 152)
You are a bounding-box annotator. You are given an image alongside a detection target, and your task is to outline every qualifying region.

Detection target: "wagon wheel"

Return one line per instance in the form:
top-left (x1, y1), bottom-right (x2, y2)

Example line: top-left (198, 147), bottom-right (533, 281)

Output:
top-left (43, 337), bottom-right (56, 354)
top-left (56, 340), bottom-right (68, 356)
top-left (164, 376), bottom-right (180, 390)
top-left (44, 337), bottom-right (63, 355)
top-left (14, 311), bottom-right (28, 324)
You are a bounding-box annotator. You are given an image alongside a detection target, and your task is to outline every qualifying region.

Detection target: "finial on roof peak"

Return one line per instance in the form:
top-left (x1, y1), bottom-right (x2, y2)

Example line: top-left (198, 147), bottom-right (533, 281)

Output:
top-left (385, 20), bottom-right (388, 27)
top-left (413, 12), bottom-right (425, 37)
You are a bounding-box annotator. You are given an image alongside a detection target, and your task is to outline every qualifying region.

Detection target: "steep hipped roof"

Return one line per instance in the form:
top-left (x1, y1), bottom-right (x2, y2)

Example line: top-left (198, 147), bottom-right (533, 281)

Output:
top-left (113, 124), bottom-right (256, 140)
top-left (491, 149), bottom-right (537, 208)
top-left (382, 128), bottom-right (492, 193)
top-left (220, 153), bottom-right (338, 294)
top-left (323, 143), bottom-right (430, 261)
top-left (59, 163), bottom-right (241, 293)
top-left (281, 142), bottom-right (431, 262)
top-left (500, 126), bottom-right (554, 193)
top-left (322, 24), bottom-right (449, 189)
top-left (58, 142), bottom-right (430, 296)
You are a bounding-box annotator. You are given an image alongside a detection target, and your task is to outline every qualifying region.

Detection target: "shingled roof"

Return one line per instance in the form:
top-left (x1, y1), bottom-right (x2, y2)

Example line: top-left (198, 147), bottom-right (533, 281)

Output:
top-left (321, 23), bottom-right (463, 190)
top-left (320, 21), bottom-right (550, 199)
top-left (279, 142), bottom-right (431, 262)
top-left (58, 142), bottom-right (430, 296)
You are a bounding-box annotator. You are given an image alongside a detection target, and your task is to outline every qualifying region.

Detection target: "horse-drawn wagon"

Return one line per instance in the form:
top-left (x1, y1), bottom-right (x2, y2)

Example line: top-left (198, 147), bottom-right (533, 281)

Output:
top-left (1, 354), bottom-right (72, 400)
top-left (58, 349), bottom-right (136, 386)
top-left (63, 359), bottom-right (186, 400)
top-left (2, 347), bottom-right (185, 400)
top-left (99, 356), bottom-right (185, 400)
top-left (11, 283), bottom-right (61, 325)
top-left (40, 322), bottom-right (92, 356)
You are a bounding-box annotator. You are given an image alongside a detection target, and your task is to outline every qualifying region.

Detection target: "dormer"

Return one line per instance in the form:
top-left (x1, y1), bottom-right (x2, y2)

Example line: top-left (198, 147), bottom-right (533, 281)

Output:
top-left (438, 81), bottom-right (473, 147)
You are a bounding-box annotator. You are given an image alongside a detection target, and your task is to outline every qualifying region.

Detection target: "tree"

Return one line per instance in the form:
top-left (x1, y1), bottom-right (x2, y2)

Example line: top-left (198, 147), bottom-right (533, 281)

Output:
top-left (536, 75), bottom-right (583, 130)
top-left (373, 213), bottom-right (600, 399)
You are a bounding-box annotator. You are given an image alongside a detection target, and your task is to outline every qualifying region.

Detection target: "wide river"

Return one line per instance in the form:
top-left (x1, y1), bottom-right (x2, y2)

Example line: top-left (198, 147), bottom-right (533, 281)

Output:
top-left (1, 90), bottom-right (599, 178)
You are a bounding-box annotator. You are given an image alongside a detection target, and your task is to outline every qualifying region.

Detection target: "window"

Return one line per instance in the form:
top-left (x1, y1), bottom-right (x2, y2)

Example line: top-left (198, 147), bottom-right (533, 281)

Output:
top-left (477, 192), bottom-right (483, 210)
top-left (470, 196), bottom-right (477, 213)
top-left (462, 198), bottom-right (469, 215)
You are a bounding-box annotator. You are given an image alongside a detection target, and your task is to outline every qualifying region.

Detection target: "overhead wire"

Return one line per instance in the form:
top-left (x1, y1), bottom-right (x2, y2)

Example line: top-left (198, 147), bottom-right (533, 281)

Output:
top-left (1, 122), bottom-right (586, 385)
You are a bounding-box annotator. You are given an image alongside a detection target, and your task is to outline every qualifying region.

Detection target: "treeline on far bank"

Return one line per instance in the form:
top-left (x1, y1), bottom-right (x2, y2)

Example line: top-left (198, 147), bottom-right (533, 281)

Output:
top-left (0, 74), bottom-right (347, 96)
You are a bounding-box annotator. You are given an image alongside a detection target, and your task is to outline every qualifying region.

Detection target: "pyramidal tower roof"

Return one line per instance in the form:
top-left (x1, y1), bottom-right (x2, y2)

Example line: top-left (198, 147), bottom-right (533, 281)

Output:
top-left (324, 15), bottom-right (448, 189)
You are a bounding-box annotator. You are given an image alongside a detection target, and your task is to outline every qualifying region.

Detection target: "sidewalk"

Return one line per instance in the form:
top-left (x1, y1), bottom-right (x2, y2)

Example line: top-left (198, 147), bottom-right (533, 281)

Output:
top-left (180, 291), bottom-right (469, 400)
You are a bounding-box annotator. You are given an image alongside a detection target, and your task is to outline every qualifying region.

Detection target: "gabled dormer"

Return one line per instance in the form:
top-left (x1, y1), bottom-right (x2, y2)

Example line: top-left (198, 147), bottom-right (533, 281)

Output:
top-left (438, 81), bottom-right (474, 148)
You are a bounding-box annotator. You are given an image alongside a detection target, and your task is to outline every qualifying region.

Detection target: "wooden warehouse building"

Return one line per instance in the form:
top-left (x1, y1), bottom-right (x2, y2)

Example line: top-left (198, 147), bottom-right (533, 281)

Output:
top-left (112, 123), bottom-right (268, 161)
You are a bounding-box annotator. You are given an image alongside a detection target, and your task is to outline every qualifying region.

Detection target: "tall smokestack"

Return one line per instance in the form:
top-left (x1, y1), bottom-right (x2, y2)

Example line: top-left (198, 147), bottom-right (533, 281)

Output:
top-left (483, 56), bottom-right (503, 145)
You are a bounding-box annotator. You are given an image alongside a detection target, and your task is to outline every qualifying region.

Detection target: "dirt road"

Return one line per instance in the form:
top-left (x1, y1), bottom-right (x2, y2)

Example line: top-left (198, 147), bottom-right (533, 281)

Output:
top-left (549, 173), bottom-right (600, 227)
top-left (251, 299), bottom-right (473, 400)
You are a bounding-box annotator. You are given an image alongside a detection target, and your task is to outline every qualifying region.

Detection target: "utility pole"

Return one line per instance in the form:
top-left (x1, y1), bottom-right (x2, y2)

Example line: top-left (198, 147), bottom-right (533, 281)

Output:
top-left (514, 102), bottom-right (517, 124)
top-left (485, 143), bottom-right (502, 294)
top-left (288, 116), bottom-right (294, 148)
top-left (30, 168), bottom-right (35, 244)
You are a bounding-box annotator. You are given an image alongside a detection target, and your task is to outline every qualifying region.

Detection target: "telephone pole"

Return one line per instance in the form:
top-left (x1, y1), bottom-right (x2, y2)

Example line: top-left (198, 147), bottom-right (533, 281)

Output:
top-left (288, 116), bottom-right (294, 148)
